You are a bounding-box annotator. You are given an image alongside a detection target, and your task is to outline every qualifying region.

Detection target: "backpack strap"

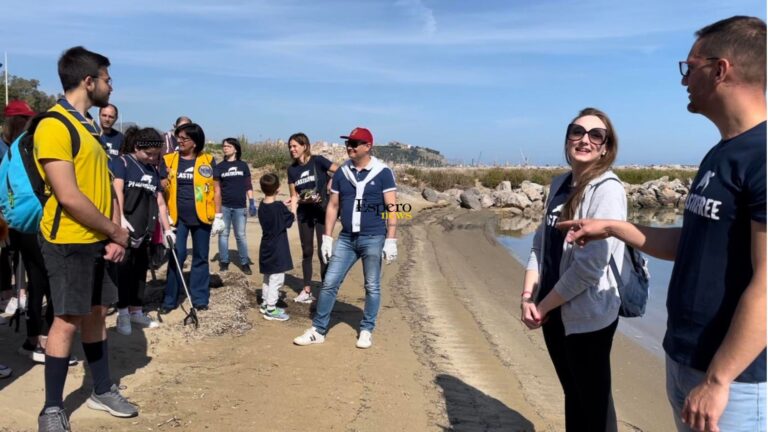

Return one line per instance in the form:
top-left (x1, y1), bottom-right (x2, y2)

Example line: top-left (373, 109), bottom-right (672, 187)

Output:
top-left (27, 111), bottom-right (81, 240)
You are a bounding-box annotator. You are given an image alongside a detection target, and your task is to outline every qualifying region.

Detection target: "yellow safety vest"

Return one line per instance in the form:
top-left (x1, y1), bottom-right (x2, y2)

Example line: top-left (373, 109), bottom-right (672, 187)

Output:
top-left (163, 151), bottom-right (216, 225)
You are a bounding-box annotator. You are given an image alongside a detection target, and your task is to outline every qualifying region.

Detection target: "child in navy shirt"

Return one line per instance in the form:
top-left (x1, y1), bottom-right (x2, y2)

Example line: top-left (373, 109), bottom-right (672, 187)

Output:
top-left (257, 174), bottom-right (294, 321)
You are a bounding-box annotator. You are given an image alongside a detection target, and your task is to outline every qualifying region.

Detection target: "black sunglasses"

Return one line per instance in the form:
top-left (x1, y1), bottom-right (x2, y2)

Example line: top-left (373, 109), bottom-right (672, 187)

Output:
top-left (345, 140), bottom-right (368, 148)
top-left (567, 124), bottom-right (608, 146)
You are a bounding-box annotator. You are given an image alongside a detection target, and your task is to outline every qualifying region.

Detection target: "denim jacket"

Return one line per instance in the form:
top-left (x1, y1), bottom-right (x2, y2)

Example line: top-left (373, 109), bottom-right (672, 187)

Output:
top-left (526, 170), bottom-right (627, 335)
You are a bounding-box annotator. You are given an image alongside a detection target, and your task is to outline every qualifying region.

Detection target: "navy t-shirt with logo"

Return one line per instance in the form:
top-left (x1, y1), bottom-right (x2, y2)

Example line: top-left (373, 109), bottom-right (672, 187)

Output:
top-left (537, 175), bottom-right (572, 303)
top-left (213, 160), bottom-right (252, 209)
top-left (331, 163), bottom-right (397, 236)
top-left (113, 154), bottom-right (161, 196)
top-left (103, 129), bottom-right (124, 171)
top-left (163, 157), bottom-right (216, 226)
top-left (664, 121), bottom-right (766, 383)
top-left (287, 156), bottom-right (333, 208)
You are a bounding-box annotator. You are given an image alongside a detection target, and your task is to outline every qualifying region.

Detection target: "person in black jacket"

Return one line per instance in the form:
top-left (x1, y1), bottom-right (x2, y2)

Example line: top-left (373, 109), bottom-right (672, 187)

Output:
top-left (257, 173), bottom-right (293, 321)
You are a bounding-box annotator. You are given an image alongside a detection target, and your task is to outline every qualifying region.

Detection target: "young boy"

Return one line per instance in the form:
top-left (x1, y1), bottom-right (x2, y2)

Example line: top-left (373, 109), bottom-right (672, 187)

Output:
top-left (257, 174), bottom-right (294, 321)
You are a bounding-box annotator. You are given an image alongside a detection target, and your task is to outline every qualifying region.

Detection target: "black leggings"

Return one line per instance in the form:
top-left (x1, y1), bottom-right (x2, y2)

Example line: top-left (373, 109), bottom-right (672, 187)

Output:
top-left (10, 231), bottom-right (53, 338)
top-left (297, 205), bottom-right (327, 289)
top-left (116, 245), bottom-right (149, 309)
top-left (542, 309), bottom-right (618, 432)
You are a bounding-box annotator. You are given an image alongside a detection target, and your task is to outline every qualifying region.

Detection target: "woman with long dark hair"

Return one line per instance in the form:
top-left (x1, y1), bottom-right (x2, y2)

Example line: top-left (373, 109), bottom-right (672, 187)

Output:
top-left (520, 107), bottom-right (627, 431)
top-left (286, 133), bottom-right (338, 304)
top-left (112, 126), bottom-right (173, 335)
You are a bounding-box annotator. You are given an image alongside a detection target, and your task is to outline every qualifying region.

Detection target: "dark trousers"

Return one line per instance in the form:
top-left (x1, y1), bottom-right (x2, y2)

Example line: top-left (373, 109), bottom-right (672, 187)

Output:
top-left (116, 245), bottom-right (149, 309)
top-left (542, 309), bottom-right (619, 432)
top-left (298, 206), bottom-right (327, 290)
top-left (0, 239), bottom-right (19, 293)
top-left (11, 230), bottom-right (53, 338)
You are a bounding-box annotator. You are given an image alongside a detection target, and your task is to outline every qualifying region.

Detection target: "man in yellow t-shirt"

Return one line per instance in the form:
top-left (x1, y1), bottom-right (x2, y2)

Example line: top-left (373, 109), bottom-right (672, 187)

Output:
top-left (35, 46), bottom-right (137, 432)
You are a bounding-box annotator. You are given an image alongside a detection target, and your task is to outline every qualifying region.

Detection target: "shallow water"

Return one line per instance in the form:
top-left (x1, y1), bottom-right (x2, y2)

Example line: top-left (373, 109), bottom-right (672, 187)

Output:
top-left (497, 209), bottom-right (684, 358)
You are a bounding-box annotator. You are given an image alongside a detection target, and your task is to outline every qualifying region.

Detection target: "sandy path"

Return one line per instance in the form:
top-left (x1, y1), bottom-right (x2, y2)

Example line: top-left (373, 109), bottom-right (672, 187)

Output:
top-left (0, 195), bottom-right (673, 431)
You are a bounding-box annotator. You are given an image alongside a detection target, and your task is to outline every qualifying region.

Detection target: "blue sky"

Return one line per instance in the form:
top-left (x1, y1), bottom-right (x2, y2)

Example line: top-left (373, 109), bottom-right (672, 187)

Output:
top-left (4, 1), bottom-right (765, 165)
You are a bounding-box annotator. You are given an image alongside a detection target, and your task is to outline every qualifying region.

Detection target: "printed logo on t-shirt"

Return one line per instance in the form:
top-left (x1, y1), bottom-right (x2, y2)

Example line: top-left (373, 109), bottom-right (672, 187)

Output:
top-left (685, 170), bottom-right (722, 220)
top-left (127, 174), bottom-right (157, 192)
top-left (547, 204), bottom-right (564, 227)
top-left (221, 166), bottom-right (244, 178)
top-left (106, 142), bottom-right (119, 157)
top-left (178, 166), bottom-right (194, 180)
top-left (295, 170), bottom-right (316, 187)
top-left (300, 171), bottom-right (310, 178)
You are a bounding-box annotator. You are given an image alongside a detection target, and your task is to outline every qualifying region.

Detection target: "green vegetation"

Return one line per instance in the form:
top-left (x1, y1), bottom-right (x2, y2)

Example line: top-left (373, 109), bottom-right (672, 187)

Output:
top-left (476, 168), bottom-right (567, 188)
top-left (402, 168), bottom-right (474, 190)
top-left (240, 139), bottom-right (292, 172)
top-left (0, 75), bottom-right (60, 122)
top-left (614, 168), bottom-right (695, 184)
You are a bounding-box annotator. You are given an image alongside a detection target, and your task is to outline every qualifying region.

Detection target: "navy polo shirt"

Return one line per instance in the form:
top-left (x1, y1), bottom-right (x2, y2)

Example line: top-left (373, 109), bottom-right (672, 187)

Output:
top-left (331, 162), bottom-right (396, 236)
top-left (664, 121), bottom-right (766, 382)
top-left (214, 160), bottom-right (252, 209)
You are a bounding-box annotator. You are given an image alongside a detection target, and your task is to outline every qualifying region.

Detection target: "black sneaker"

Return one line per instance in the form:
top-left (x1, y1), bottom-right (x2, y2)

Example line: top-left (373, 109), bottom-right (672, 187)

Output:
top-left (219, 262), bottom-right (229, 272)
top-left (193, 304), bottom-right (209, 311)
top-left (241, 264), bottom-right (253, 275)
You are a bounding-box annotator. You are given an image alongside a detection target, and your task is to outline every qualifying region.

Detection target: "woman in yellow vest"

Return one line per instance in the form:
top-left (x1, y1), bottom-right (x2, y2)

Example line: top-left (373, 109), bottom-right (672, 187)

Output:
top-left (159, 123), bottom-right (224, 312)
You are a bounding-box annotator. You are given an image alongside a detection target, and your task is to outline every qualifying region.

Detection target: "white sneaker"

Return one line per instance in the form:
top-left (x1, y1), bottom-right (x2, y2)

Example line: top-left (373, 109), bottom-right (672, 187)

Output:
top-left (293, 327), bottom-right (325, 346)
top-left (356, 330), bottom-right (373, 349)
top-left (294, 290), bottom-right (314, 304)
top-left (130, 313), bottom-right (160, 329)
top-left (116, 314), bottom-right (132, 336)
top-left (19, 295), bottom-right (27, 310)
top-left (4, 297), bottom-right (18, 314)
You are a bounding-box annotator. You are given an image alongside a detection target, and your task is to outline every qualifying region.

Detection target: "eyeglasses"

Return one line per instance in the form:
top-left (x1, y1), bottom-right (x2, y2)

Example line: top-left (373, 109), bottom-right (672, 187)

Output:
top-left (567, 124), bottom-right (608, 146)
top-left (177, 136), bottom-right (193, 143)
top-left (678, 57), bottom-right (720, 77)
top-left (345, 140), bottom-right (368, 148)
top-left (91, 75), bottom-right (113, 86)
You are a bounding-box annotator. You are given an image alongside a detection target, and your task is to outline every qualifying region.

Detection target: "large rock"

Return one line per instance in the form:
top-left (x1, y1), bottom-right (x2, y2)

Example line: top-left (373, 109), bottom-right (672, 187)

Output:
top-left (422, 188), bottom-right (439, 203)
top-left (655, 186), bottom-right (680, 207)
top-left (496, 181), bottom-right (512, 192)
top-left (492, 190), bottom-right (533, 209)
top-left (444, 188), bottom-right (463, 203)
top-left (459, 191), bottom-right (482, 210)
top-left (520, 181), bottom-right (545, 201)
top-left (480, 194), bottom-right (495, 208)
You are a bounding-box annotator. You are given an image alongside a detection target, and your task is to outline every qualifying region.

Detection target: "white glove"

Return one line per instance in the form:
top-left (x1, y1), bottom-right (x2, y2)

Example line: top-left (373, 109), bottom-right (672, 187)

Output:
top-left (121, 215), bottom-right (134, 233)
top-left (321, 235), bottom-right (334, 264)
top-left (210, 213), bottom-right (225, 236)
top-left (163, 229), bottom-right (176, 249)
top-left (382, 238), bottom-right (397, 264)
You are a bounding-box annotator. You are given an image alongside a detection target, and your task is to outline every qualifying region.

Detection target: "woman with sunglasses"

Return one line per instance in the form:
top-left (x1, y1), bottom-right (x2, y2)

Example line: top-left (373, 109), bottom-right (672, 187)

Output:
top-left (520, 107), bottom-right (627, 431)
top-left (286, 133), bottom-right (338, 304)
top-left (160, 123), bottom-right (221, 313)
top-left (112, 126), bottom-right (173, 335)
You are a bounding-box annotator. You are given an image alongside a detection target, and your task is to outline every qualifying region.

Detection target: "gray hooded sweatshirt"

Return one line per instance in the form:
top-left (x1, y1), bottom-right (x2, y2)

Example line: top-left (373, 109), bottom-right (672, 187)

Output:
top-left (526, 170), bottom-right (627, 335)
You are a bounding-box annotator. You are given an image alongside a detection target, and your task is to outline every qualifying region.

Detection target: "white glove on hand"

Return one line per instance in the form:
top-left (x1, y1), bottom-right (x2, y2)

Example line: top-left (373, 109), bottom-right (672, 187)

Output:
top-left (121, 215), bottom-right (134, 233)
top-left (163, 229), bottom-right (176, 249)
top-left (211, 213), bottom-right (225, 236)
top-left (321, 235), bottom-right (334, 264)
top-left (382, 238), bottom-right (397, 264)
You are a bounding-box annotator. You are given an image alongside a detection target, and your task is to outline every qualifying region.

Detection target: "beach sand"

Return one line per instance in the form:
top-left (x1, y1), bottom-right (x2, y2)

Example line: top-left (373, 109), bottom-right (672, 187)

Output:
top-left (0, 193), bottom-right (673, 431)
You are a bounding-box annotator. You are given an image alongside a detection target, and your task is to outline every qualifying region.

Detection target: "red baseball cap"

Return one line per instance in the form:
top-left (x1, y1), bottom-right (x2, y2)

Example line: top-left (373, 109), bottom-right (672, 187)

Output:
top-left (340, 127), bottom-right (373, 145)
top-left (4, 100), bottom-right (36, 117)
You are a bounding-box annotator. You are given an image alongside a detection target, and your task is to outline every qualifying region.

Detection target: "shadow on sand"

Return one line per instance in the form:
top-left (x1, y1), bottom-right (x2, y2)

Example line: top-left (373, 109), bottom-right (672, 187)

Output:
top-left (436, 374), bottom-right (535, 432)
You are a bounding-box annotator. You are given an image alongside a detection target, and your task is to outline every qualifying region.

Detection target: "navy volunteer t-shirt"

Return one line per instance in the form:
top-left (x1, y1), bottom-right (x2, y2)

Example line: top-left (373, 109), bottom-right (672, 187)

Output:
top-left (113, 154), bottom-right (161, 195)
top-left (214, 160), bottom-right (252, 209)
top-left (287, 155), bottom-right (333, 208)
top-left (537, 175), bottom-right (572, 303)
top-left (258, 201), bottom-right (294, 274)
top-left (331, 162), bottom-right (397, 236)
top-left (664, 121), bottom-right (766, 383)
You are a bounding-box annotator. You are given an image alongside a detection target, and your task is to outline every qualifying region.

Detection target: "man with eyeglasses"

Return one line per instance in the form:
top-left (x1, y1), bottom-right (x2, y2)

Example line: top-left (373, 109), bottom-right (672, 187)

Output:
top-left (560, 16), bottom-right (765, 432)
top-left (34, 46), bottom-right (138, 432)
top-left (293, 127), bottom-right (398, 349)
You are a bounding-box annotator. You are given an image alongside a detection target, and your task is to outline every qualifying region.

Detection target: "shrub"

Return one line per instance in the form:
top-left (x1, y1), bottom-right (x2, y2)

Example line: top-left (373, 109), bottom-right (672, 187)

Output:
top-left (241, 140), bottom-right (292, 172)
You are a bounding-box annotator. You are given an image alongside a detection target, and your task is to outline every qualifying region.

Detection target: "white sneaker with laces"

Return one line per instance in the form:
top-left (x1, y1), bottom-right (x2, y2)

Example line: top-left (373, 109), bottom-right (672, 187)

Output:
top-left (294, 290), bottom-right (314, 304)
top-left (130, 313), bottom-right (160, 329)
top-left (4, 297), bottom-right (18, 314)
top-left (356, 330), bottom-right (373, 349)
top-left (116, 314), bottom-right (132, 336)
top-left (293, 327), bottom-right (325, 346)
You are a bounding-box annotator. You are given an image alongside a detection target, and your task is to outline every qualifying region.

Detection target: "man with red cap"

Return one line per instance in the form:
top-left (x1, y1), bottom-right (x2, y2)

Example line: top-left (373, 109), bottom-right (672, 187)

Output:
top-left (294, 127), bottom-right (398, 349)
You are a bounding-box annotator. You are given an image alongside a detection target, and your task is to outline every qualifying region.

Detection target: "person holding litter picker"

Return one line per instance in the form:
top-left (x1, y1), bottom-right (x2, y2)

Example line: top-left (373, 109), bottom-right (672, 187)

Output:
top-left (159, 123), bottom-right (222, 313)
top-left (112, 126), bottom-right (173, 335)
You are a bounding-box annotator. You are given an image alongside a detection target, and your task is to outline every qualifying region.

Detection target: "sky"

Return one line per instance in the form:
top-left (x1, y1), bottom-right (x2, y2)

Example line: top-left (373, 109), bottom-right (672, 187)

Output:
top-left (3, 1), bottom-right (765, 166)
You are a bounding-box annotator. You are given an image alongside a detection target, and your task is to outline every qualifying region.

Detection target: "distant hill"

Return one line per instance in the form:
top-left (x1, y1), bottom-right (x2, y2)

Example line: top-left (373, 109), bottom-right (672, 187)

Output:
top-left (373, 141), bottom-right (446, 167)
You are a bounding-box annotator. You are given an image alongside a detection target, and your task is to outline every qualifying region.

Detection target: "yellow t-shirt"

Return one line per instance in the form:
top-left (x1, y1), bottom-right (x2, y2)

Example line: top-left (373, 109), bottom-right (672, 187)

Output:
top-left (33, 104), bottom-right (112, 244)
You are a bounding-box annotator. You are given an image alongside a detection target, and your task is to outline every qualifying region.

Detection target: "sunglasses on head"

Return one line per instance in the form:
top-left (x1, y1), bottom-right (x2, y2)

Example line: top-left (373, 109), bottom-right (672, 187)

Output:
top-left (345, 140), bottom-right (368, 148)
top-left (567, 124), bottom-right (608, 146)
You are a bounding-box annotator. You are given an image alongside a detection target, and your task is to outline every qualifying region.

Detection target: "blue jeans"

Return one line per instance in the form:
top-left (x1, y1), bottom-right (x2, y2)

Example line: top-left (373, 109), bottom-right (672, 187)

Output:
top-left (312, 233), bottom-right (385, 335)
top-left (218, 207), bottom-right (249, 265)
top-left (666, 355), bottom-right (766, 432)
top-left (163, 222), bottom-right (211, 308)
